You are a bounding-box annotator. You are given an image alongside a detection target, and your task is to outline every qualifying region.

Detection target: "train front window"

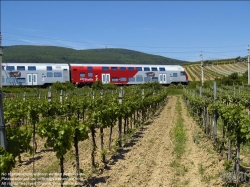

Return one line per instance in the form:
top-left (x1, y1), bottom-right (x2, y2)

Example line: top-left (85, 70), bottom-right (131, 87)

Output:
top-left (180, 71), bottom-right (186, 76)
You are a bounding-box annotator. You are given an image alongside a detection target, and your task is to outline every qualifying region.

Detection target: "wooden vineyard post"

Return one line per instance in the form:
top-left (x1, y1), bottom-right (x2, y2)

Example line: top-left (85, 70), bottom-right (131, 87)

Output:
top-left (60, 90), bottom-right (63, 103)
top-left (213, 81), bottom-right (218, 141)
top-left (48, 86), bottom-right (52, 102)
top-left (23, 92), bottom-right (26, 101)
top-left (118, 87), bottom-right (123, 148)
top-left (100, 89), bottom-right (105, 163)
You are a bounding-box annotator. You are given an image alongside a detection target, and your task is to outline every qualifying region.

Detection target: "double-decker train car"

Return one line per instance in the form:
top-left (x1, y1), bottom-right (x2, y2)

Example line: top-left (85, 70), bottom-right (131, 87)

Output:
top-left (1, 63), bottom-right (188, 86)
top-left (1, 63), bottom-right (70, 86)
top-left (70, 64), bottom-right (188, 86)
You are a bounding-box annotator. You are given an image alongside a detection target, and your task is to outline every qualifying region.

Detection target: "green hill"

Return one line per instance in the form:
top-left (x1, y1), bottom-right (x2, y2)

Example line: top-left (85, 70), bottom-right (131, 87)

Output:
top-left (2, 45), bottom-right (189, 65)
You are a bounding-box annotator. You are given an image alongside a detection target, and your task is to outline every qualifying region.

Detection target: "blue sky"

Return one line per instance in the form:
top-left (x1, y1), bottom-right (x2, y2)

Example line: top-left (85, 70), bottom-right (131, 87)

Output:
top-left (1, 1), bottom-right (250, 62)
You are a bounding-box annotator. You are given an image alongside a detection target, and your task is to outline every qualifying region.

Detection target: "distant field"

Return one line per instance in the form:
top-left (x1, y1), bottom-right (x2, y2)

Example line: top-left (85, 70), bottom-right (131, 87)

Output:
top-left (183, 62), bottom-right (247, 81)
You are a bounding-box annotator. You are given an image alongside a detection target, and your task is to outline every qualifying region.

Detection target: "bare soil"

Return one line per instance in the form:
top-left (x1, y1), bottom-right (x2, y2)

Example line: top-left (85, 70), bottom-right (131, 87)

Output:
top-left (10, 96), bottom-right (224, 187)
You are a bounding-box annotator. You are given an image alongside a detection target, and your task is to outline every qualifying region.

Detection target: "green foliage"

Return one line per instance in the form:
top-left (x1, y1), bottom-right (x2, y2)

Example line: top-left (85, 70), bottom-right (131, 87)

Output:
top-left (2, 45), bottom-right (189, 65)
top-left (52, 81), bottom-right (76, 91)
top-left (103, 83), bottom-right (117, 90)
top-left (91, 81), bottom-right (104, 90)
top-left (0, 146), bottom-right (16, 173)
top-left (138, 82), bottom-right (162, 91)
top-left (6, 125), bottom-right (33, 157)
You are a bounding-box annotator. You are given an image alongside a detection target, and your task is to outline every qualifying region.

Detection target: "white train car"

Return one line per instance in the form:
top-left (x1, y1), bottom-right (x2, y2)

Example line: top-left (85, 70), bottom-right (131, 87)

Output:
top-left (1, 63), bottom-right (70, 86)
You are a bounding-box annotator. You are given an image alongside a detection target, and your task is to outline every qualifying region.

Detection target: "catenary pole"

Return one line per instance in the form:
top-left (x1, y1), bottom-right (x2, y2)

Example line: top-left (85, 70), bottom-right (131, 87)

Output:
top-left (0, 0), bottom-right (7, 150)
top-left (200, 51), bottom-right (204, 86)
top-left (248, 45), bottom-right (250, 85)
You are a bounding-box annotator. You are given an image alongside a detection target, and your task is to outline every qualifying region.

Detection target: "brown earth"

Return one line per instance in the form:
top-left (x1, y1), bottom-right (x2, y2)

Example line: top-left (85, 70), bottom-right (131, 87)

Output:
top-left (10, 96), bottom-right (224, 187)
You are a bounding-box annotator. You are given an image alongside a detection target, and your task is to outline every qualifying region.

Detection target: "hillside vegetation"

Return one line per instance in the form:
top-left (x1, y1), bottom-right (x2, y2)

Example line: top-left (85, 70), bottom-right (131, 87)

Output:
top-left (2, 45), bottom-right (189, 65)
top-left (183, 62), bottom-right (248, 83)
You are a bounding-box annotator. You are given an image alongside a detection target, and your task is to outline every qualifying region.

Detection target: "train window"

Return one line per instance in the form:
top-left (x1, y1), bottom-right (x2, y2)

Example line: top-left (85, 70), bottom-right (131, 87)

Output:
top-left (112, 77), bottom-right (118, 82)
top-left (111, 67), bottom-right (118, 71)
top-left (128, 67), bottom-right (134, 71)
top-left (136, 67), bottom-right (142, 71)
top-left (47, 66), bottom-right (52, 71)
top-left (2, 77), bottom-right (4, 83)
top-left (144, 77), bottom-right (151, 82)
top-left (180, 71), bottom-right (186, 76)
top-left (120, 77), bottom-right (127, 82)
top-left (151, 67), bottom-right (158, 71)
top-left (28, 66), bottom-right (36, 71)
top-left (6, 66), bottom-right (15, 71)
top-left (6, 78), bottom-right (15, 83)
top-left (173, 73), bottom-right (178, 77)
top-left (87, 67), bottom-right (93, 71)
top-left (17, 66), bottom-right (25, 71)
top-left (120, 67), bottom-right (126, 71)
top-left (152, 77), bottom-right (158, 82)
top-left (159, 67), bottom-right (165, 71)
top-left (17, 78), bottom-right (26, 83)
top-left (129, 77), bottom-right (135, 82)
top-left (54, 72), bottom-right (62, 77)
top-left (88, 72), bottom-right (93, 77)
top-left (47, 72), bottom-right (53, 77)
top-left (80, 72), bottom-right (85, 77)
top-left (102, 67), bottom-right (109, 71)
top-left (2, 66), bottom-right (4, 70)
top-left (136, 75), bottom-right (143, 82)
top-left (144, 67), bottom-right (150, 71)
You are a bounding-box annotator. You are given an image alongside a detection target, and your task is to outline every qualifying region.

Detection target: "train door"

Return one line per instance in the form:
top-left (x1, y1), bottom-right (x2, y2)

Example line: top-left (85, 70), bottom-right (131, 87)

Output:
top-left (159, 74), bottom-right (167, 84)
top-left (102, 73), bottom-right (110, 84)
top-left (27, 74), bottom-right (38, 85)
top-left (63, 69), bottom-right (69, 82)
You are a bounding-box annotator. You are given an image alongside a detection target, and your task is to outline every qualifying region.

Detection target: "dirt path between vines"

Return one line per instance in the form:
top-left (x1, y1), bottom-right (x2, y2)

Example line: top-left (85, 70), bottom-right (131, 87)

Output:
top-left (10, 96), bottom-right (224, 187)
top-left (88, 96), bottom-right (224, 187)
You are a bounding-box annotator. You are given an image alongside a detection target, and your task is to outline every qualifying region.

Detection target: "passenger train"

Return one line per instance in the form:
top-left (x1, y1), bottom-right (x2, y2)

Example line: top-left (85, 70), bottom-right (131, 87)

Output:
top-left (1, 63), bottom-right (188, 87)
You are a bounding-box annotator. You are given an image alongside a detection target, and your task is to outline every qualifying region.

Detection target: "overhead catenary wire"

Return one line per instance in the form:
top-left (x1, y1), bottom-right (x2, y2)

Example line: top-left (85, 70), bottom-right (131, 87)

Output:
top-left (3, 31), bottom-right (248, 49)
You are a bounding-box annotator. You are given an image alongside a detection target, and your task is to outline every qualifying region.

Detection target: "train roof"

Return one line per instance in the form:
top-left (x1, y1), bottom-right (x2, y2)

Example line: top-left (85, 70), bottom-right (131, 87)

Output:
top-left (70, 64), bottom-right (184, 71)
top-left (2, 63), bottom-right (69, 67)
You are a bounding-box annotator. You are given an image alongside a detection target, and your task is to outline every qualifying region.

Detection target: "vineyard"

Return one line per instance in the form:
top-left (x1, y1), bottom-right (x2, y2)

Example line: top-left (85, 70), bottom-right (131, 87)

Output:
top-left (1, 81), bottom-right (250, 186)
top-left (183, 62), bottom-right (247, 81)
